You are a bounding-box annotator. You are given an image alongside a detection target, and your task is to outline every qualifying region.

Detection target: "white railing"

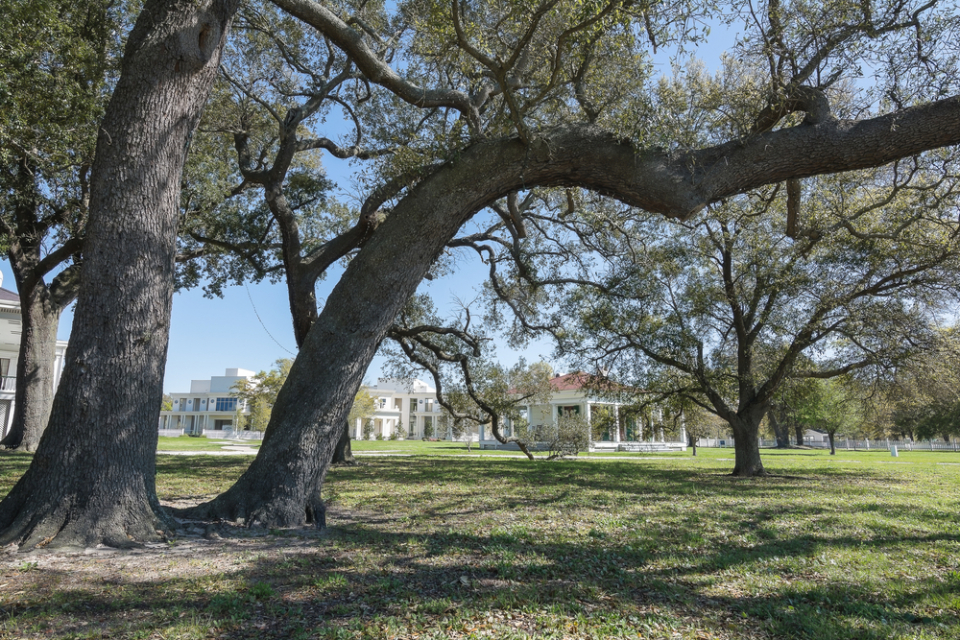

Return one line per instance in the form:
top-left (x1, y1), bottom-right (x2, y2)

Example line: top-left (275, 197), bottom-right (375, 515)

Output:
top-left (757, 437), bottom-right (960, 451)
top-left (156, 428), bottom-right (264, 441)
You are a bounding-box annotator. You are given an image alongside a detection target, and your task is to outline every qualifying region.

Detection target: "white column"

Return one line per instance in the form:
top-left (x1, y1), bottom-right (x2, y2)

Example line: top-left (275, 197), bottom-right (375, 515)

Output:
top-left (613, 406), bottom-right (621, 443)
top-left (584, 402), bottom-right (592, 444)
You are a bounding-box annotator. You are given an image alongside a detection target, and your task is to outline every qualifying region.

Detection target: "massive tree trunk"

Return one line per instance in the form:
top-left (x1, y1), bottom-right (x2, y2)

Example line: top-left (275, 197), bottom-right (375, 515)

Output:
top-left (0, 270), bottom-right (77, 451)
top-left (183, 100), bottom-right (960, 526)
top-left (795, 424), bottom-right (805, 446)
top-left (0, 0), bottom-right (238, 549)
top-left (729, 404), bottom-right (769, 477)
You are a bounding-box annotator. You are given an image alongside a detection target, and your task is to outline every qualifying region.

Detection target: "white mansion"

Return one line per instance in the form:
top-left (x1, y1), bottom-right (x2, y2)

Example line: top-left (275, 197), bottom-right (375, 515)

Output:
top-left (158, 368), bottom-right (257, 436)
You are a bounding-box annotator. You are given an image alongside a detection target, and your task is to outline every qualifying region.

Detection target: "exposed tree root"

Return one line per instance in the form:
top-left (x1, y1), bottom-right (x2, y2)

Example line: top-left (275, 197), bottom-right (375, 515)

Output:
top-left (0, 486), bottom-right (166, 551)
top-left (175, 488), bottom-right (326, 531)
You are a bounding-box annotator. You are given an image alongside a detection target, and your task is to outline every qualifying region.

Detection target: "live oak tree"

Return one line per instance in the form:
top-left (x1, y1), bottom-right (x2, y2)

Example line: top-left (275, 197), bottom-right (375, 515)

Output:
top-left (887, 326), bottom-right (960, 442)
top-left (768, 374), bottom-right (824, 446)
top-left (177, 0), bottom-right (407, 461)
top-left (793, 377), bottom-right (863, 455)
top-left (4, 0), bottom-right (960, 546)
top-left (187, 0), bottom-right (960, 523)
top-left (559, 159), bottom-right (960, 475)
top-left (0, 0), bottom-right (123, 451)
top-left (0, 0), bottom-right (240, 548)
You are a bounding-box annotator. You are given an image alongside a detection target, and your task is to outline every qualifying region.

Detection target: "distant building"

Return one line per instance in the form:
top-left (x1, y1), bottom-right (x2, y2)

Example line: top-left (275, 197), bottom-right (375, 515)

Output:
top-left (159, 368), bottom-right (256, 435)
top-left (0, 273), bottom-right (69, 438)
top-left (353, 378), bottom-right (456, 440)
top-left (480, 372), bottom-right (687, 452)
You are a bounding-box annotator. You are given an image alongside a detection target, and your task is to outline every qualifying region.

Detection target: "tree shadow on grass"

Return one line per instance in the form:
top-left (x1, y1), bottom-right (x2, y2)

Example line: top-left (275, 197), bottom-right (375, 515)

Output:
top-left (3, 454), bottom-right (956, 638)
top-left (2, 518), bottom-right (956, 640)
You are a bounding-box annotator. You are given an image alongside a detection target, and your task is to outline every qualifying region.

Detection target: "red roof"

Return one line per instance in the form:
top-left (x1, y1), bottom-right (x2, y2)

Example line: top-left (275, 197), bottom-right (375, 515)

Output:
top-left (549, 372), bottom-right (637, 394)
top-left (549, 372), bottom-right (594, 391)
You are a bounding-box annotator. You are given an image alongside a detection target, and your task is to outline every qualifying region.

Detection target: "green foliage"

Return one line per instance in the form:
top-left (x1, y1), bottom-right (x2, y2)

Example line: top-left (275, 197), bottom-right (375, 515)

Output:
top-left (233, 403), bottom-right (247, 432)
top-left (348, 387), bottom-right (378, 427)
top-left (589, 405), bottom-right (617, 440)
top-left (791, 378), bottom-right (862, 438)
top-left (0, 0), bottom-right (121, 170)
top-left (888, 326), bottom-right (960, 441)
top-left (362, 419), bottom-right (375, 441)
top-left (248, 397), bottom-right (271, 433)
top-left (231, 358), bottom-right (293, 432)
top-left (562, 155), bottom-right (960, 440)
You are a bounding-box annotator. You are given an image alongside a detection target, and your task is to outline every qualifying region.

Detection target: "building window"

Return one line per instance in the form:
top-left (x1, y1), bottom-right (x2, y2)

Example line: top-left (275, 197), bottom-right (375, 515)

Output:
top-left (215, 397), bottom-right (237, 412)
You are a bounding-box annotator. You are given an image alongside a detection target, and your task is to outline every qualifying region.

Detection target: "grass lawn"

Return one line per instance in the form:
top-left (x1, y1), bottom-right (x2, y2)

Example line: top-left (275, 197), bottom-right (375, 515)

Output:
top-left (1, 448), bottom-right (958, 639)
top-left (156, 435), bottom-right (262, 451)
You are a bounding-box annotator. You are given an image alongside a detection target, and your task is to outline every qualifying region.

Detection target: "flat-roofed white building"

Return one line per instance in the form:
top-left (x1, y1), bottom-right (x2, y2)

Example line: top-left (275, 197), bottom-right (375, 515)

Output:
top-left (159, 368), bottom-right (256, 436)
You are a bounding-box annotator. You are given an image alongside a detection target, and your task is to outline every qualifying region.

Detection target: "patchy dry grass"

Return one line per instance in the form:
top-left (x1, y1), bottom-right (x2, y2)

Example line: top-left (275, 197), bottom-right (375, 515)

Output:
top-left (1, 448), bottom-right (958, 639)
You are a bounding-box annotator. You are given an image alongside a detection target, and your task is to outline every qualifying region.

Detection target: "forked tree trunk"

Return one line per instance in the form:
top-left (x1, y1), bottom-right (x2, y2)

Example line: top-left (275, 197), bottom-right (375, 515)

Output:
top-left (0, 0), bottom-right (237, 549)
top-left (0, 289), bottom-right (61, 452)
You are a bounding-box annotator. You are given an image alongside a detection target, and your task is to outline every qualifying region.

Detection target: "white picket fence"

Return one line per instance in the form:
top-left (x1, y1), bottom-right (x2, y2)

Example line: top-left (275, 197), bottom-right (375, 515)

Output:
top-left (758, 437), bottom-right (960, 451)
top-left (695, 436), bottom-right (960, 451)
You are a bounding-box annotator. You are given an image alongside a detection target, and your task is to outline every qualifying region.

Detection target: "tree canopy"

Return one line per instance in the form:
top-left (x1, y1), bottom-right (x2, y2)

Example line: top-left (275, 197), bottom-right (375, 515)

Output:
top-left (551, 155), bottom-right (960, 473)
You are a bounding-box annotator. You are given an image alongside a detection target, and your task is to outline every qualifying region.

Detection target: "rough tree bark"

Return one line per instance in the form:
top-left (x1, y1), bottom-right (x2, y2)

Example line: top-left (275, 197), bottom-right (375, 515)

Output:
top-left (0, 0), bottom-right (238, 549)
top-left (0, 265), bottom-right (79, 451)
top-left (177, 97), bottom-right (960, 525)
top-left (729, 404), bottom-right (770, 477)
top-left (767, 408), bottom-right (792, 449)
top-left (795, 424), bottom-right (805, 446)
